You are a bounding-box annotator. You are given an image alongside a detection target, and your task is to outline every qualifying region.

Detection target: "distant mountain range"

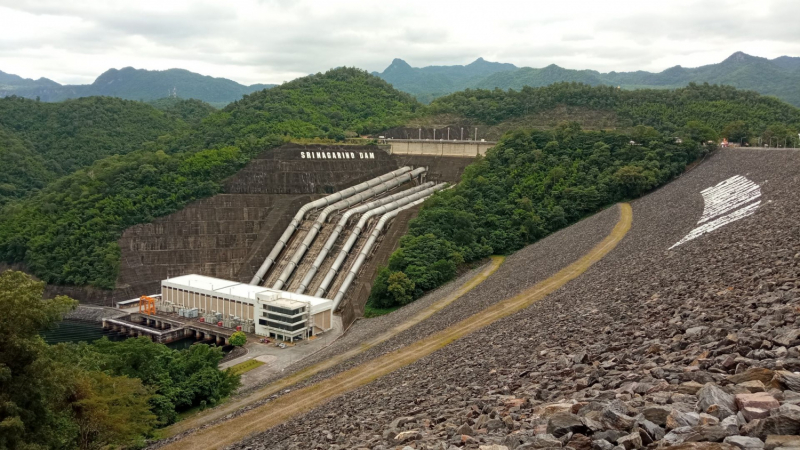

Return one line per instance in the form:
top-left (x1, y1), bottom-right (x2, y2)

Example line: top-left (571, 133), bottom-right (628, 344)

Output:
top-left (374, 52), bottom-right (800, 106)
top-left (0, 67), bottom-right (276, 107)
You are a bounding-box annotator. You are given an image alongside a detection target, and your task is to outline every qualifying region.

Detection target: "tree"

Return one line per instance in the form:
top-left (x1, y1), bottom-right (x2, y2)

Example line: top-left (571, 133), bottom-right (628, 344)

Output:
top-left (70, 372), bottom-right (155, 450)
top-left (229, 331), bottom-right (246, 347)
top-left (0, 270), bottom-right (77, 450)
top-left (681, 120), bottom-right (718, 144)
top-left (386, 271), bottom-right (415, 306)
top-left (721, 120), bottom-right (749, 143)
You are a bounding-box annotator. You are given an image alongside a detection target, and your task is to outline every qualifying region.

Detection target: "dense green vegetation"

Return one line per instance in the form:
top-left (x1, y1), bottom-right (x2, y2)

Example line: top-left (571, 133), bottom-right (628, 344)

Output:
top-left (0, 66), bottom-right (276, 105)
top-left (0, 270), bottom-right (239, 449)
top-left (0, 68), bottom-right (418, 288)
top-left (0, 96), bottom-right (187, 205)
top-left (374, 52), bottom-right (800, 106)
top-left (368, 122), bottom-right (707, 307)
top-left (428, 82), bottom-right (800, 142)
top-left (0, 126), bottom-right (52, 205)
top-left (147, 97), bottom-right (218, 124)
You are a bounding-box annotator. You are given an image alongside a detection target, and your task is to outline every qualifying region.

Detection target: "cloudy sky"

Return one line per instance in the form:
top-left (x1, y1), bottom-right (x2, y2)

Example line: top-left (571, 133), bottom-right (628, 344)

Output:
top-left (1, 0), bottom-right (799, 86)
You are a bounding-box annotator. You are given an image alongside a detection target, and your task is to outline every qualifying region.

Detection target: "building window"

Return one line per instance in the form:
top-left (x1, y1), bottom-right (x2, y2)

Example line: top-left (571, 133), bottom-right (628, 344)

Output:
top-left (258, 319), bottom-right (268, 326)
top-left (265, 321), bottom-right (306, 332)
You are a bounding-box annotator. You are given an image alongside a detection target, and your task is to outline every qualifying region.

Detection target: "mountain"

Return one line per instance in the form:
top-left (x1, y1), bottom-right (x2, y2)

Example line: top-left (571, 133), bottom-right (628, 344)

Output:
top-left (372, 57), bottom-right (516, 103)
top-left (375, 52), bottom-right (800, 106)
top-left (0, 67), bottom-right (276, 106)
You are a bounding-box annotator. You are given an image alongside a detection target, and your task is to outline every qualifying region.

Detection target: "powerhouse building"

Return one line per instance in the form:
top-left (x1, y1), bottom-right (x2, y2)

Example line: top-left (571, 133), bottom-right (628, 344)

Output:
top-left (161, 274), bottom-right (333, 340)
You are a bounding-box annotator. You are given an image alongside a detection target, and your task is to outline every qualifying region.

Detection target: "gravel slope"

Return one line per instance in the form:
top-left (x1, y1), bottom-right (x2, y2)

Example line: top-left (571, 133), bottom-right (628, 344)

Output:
top-left (232, 149), bottom-right (800, 449)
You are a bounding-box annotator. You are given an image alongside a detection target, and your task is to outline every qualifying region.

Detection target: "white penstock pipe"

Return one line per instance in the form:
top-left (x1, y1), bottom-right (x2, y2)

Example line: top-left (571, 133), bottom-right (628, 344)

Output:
top-left (272, 167), bottom-right (427, 290)
top-left (249, 166), bottom-right (412, 285)
top-left (332, 195), bottom-right (431, 310)
top-left (315, 183), bottom-right (446, 298)
top-left (294, 181), bottom-right (435, 295)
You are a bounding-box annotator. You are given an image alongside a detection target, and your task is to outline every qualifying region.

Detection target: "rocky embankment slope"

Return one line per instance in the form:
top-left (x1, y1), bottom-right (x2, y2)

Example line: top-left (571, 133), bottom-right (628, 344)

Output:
top-left (233, 149), bottom-right (800, 450)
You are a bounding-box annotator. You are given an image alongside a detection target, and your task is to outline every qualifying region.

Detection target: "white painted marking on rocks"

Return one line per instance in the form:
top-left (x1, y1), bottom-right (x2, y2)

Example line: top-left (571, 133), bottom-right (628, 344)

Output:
top-left (670, 175), bottom-right (762, 250)
top-left (698, 175), bottom-right (761, 224)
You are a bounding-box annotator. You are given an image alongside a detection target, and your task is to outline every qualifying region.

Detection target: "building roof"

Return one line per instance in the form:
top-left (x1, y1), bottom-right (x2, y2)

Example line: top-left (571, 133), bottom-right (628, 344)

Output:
top-left (214, 283), bottom-right (272, 301)
top-left (161, 274), bottom-right (332, 313)
top-left (163, 274), bottom-right (240, 292)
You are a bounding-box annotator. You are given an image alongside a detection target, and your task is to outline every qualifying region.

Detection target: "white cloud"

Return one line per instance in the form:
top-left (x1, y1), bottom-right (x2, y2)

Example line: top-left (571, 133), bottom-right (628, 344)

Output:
top-left (0, 0), bottom-right (798, 86)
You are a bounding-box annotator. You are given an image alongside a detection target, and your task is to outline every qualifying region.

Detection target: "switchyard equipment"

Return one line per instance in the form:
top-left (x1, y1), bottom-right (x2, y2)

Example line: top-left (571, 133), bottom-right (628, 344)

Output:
top-left (138, 295), bottom-right (157, 315)
top-left (272, 166), bottom-right (427, 290)
top-left (250, 167), bottom-right (414, 285)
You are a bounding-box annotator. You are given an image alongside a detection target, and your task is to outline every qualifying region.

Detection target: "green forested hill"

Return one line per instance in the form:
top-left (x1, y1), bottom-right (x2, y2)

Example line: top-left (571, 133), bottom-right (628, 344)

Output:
top-left (427, 82), bottom-right (800, 141)
top-left (0, 96), bottom-right (187, 205)
top-left (0, 126), bottom-right (53, 205)
top-left (0, 67), bottom-right (276, 106)
top-left (375, 52), bottom-right (800, 106)
top-left (147, 97), bottom-right (217, 124)
top-left (0, 68), bottom-right (418, 288)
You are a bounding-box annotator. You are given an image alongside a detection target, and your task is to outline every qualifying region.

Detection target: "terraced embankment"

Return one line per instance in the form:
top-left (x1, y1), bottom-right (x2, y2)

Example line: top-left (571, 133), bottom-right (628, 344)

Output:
top-left (227, 148), bottom-right (800, 450)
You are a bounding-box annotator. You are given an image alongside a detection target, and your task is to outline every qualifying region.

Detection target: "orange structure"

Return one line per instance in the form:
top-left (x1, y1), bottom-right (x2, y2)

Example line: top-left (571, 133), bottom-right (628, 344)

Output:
top-left (139, 295), bottom-right (157, 315)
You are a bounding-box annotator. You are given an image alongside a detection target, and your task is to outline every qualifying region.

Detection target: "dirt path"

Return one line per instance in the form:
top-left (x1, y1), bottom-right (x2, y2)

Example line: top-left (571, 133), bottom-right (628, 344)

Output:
top-left (162, 255), bottom-right (504, 439)
top-left (160, 203), bottom-right (632, 449)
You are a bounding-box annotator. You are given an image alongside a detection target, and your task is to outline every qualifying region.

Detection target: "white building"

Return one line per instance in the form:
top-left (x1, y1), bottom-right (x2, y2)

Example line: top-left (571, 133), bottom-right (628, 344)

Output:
top-left (160, 274), bottom-right (333, 341)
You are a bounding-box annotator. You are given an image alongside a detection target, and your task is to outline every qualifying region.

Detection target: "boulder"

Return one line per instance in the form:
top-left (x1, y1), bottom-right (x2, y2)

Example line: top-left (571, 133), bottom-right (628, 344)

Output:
top-left (526, 434), bottom-right (562, 448)
top-left (667, 410), bottom-right (701, 430)
top-left (616, 432), bottom-right (642, 450)
top-left (390, 416), bottom-right (415, 430)
top-left (678, 381), bottom-right (705, 395)
top-left (776, 371), bottom-right (800, 392)
top-left (393, 430), bottom-right (421, 444)
top-left (737, 381), bottom-right (767, 393)
top-left (723, 436), bottom-right (765, 449)
top-left (728, 369), bottom-right (776, 385)
top-left (747, 413), bottom-right (800, 439)
top-left (719, 415), bottom-right (741, 435)
top-left (735, 393), bottom-right (781, 421)
top-left (636, 419), bottom-right (665, 442)
top-left (456, 423), bottom-right (474, 436)
top-left (665, 444), bottom-right (738, 450)
top-left (541, 403), bottom-right (577, 417)
top-left (763, 435), bottom-right (800, 450)
top-left (547, 412), bottom-right (589, 437)
top-left (592, 439), bottom-right (614, 450)
top-left (663, 425), bottom-right (729, 445)
top-left (698, 383), bottom-right (738, 418)
top-left (594, 430), bottom-right (625, 444)
top-left (642, 406), bottom-right (672, 426)
top-left (601, 405), bottom-right (637, 431)
top-left (567, 433), bottom-right (593, 450)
